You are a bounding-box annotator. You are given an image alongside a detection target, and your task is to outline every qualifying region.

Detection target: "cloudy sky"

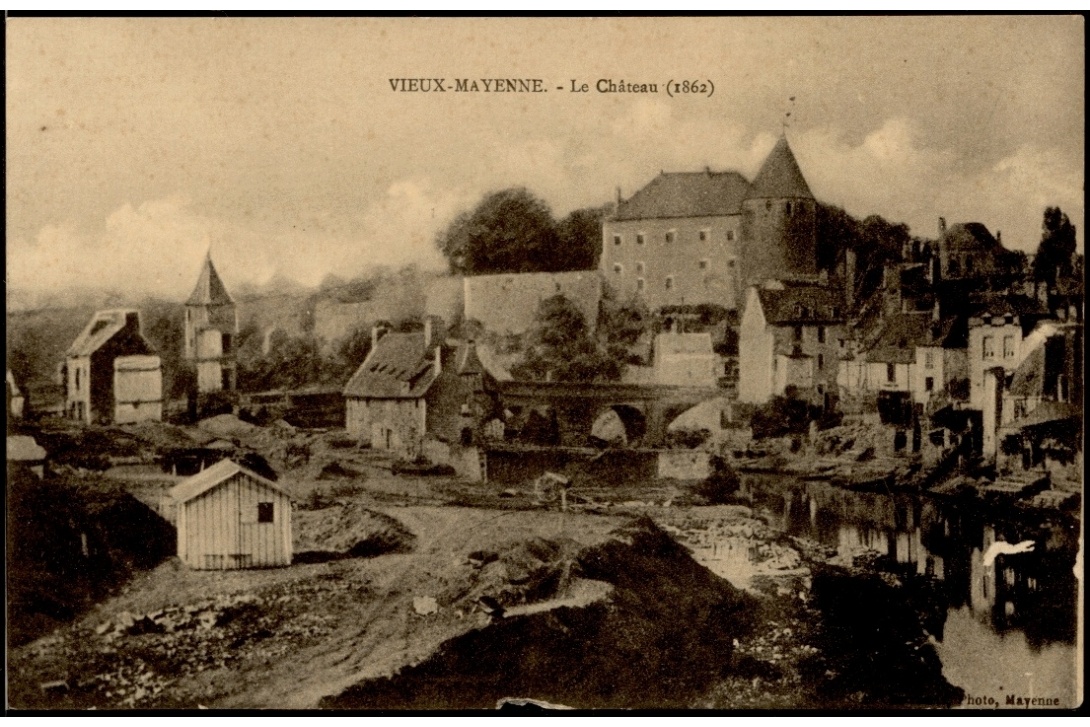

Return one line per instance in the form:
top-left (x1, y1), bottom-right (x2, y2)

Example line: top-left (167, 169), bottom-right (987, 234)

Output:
top-left (7, 16), bottom-right (1084, 302)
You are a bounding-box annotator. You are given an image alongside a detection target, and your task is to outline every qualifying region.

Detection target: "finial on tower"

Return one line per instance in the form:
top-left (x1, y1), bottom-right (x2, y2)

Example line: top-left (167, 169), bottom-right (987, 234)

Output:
top-left (782, 96), bottom-right (796, 136)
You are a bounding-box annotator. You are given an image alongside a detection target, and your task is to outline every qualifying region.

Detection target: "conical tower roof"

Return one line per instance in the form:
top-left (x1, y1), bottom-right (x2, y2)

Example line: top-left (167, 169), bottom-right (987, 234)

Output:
top-left (746, 136), bottom-right (814, 200)
top-left (186, 254), bottom-right (234, 306)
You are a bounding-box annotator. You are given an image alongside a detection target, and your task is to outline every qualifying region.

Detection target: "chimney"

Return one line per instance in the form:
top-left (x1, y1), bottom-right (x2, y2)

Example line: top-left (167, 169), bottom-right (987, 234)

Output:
top-left (705, 165), bottom-right (712, 175)
top-left (996, 230), bottom-right (1002, 247)
top-left (371, 323), bottom-right (389, 351)
top-left (844, 248), bottom-right (857, 310)
top-left (938, 217), bottom-right (947, 236)
top-left (616, 186), bottom-right (623, 205)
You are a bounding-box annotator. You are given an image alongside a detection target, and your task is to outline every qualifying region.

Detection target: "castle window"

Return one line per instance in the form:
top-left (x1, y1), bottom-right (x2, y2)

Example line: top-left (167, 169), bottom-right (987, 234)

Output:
top-left (636, 233), bottom-right (645, 245)
top-left (793, 326), bottom-right (803, 342)
top-left (699, 229), bottom-right (709, 242)
top-left (636, 261), bottom-right (645, 274)
top-left (925, 377), bottom-right (935, 392)
top-left (1003, 335), bottom-right (1015, 358)
top-left (613, 263), bottom-right (623, 275)
top-left (636, 278), bottom-right (645, 292)
top-left (817, 354), bottom-right (824, 370)
top-left (785, 202), bottom-right (792, 215)
top-left (699, 259), bottom-right (708, 270)
top-left (817, 326), bottom-right (826, 343)
top-left (727, 230), bottom-right (735, 241)
top-left (727, 259), bottom-right (736, 269)
top-left (222, 333), bottom-right (233, 355)
top-left (925, 351), bottom-right (935, 369)
top-left (75, 367), bottom-right (81, 392)
top-left (982, 335), bottom-right (995, 360)
top-left (665, 230), bottom-right (676, 243)
top-left (766, 200), bottom-right (773, 211)
top-left (665, 276), bottom-right (674, 290)
top-left (613, 234), bottom-right (622, 246)
top-left (257, 502), bottom-right (274, 523)
top-left (887, 364), bottom-right (896, 383)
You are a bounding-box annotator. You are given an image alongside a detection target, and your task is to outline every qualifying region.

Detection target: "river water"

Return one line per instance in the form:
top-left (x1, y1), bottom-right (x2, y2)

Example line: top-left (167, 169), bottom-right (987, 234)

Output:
top-left (737, 475), bottom-right (1081, 709)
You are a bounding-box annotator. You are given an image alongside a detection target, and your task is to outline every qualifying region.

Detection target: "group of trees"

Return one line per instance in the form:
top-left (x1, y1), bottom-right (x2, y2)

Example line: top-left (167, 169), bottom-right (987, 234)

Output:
top-left (436, 187), bottom-right (608, 275)
top-left (511, 295), bottom-right (626, 383)
top-left (1033, 206), bottom-right (1079, 288)
top-left (234, 321), bottom-right (373, 393)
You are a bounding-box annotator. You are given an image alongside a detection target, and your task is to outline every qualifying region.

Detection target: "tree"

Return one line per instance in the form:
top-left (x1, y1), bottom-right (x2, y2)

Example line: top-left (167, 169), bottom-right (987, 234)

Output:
top-left (556, 205), bottom-right (610, 271)
top-left (436, 188), bottom-right (559, 275)
top-left (1033, 207), bottom-right (1077, 287)
top-left (512, 295), bottom-right (623, 383)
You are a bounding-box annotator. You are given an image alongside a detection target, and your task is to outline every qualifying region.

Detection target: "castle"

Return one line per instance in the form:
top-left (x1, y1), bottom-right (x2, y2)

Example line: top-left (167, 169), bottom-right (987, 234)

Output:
top-left (599, 135), bottom-right (818, 311)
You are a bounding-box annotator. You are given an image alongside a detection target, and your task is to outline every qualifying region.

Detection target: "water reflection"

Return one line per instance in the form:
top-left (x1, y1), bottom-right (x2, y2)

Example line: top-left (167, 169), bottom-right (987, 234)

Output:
top-left (739, 475), bottom-right (1080, 706)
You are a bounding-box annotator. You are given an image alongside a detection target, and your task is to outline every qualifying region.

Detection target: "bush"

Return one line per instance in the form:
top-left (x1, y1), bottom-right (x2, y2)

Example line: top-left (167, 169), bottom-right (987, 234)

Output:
top-left (750, 395), bottom-right (810, 440)
top-left (694, 455), bottom-right (741, 504)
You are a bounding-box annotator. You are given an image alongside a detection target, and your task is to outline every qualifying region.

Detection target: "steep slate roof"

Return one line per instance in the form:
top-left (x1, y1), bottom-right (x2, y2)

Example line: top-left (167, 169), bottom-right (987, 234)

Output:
top-left (864, 312), bottom-right (965, 364)
top-left (755, 282), bottom-right (845, 325)
top-left (941, 222), bottom-right (1005, 253)
top-left (170, 457), bottom-right (290, 503)
top-left (1009, 335), bottom-right (1068, 399)
top-left (343, 332), bottom-right (438, 399)
top-left (186, 255), bottom-right (234, 306)
top-left (612, 170), bottom-right (751, 221)
top-left (67, 309), bottom-right (146, 357)
top-left (746, 136), bottom-right (814, 200)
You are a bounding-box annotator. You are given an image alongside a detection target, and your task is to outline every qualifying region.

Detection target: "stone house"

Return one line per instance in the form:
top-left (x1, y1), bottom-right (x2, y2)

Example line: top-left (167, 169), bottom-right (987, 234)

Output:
top-left (738, 280), bottom-right (845, 408)
top-left (343, 319), bottom-right (492, 456)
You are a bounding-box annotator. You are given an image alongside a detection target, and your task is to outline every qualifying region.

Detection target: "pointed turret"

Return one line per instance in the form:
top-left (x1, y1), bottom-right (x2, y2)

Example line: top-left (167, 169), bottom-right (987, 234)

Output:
top-left (184, 253), bottom-right (238, 395)
top-left (739, 134), bottom-right (818, 285)
top-left (187, 253), bottom-right (234, 306)
top-left (746, 135), bottom-right (814, 200)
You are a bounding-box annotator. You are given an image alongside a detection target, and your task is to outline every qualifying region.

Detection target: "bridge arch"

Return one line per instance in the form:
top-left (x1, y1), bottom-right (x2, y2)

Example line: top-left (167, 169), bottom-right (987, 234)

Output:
top-left (590, 404), bottom-right (647, 447)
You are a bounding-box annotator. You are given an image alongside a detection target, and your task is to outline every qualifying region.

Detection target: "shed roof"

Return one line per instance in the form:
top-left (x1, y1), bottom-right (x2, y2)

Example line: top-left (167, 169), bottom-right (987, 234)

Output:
top-left (343, 332), bottom-right (438, 399)
top-left (612, 170), bottom-right (751, 221)
top-left (171, 457), bottom-right (290, 503)
top-left (746, 136), bottom-right (814, 200)
top-left (755, 281), bottom-right (845, 325)
top-left (186, 254), bottom-right (234, 306)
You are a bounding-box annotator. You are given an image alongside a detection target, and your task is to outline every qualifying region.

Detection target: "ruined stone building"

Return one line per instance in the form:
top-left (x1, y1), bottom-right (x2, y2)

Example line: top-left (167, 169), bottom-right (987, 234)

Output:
top-left (185, 254), bottom-right (238, 395)
top-left (65, 309), bottom-right (162, 425)
top-left (600, 135), bottom-right (817, 312)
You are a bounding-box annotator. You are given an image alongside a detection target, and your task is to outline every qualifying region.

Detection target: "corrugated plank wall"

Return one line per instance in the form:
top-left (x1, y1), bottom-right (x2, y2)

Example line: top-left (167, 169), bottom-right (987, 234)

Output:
top-left (181, 473), bottom-right (292, 569)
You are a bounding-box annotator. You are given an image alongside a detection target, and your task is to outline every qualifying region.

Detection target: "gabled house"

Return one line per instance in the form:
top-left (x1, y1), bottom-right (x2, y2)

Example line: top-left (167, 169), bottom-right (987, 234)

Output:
top-left (840, 307), bottom-right (969, 406)
top-left (990, 323), bottom-right (1083, 470)
top-left (738, 280), bottom-right (845, 408)
top-left (65, 309), bottom-right (162, 425)
top-left (343, 319), bottom-right (492, 456)
top-left (966, 295), bottom-right (1051, 410)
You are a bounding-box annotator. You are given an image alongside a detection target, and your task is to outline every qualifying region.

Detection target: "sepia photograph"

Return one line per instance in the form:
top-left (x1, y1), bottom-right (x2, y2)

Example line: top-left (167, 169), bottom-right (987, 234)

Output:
top-left (5, 15), bottom-right (1084, 713)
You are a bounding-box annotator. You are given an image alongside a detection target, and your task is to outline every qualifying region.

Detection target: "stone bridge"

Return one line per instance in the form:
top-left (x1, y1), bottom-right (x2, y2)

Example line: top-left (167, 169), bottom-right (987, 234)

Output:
top-left (492, 379), bottom-right (721, 448)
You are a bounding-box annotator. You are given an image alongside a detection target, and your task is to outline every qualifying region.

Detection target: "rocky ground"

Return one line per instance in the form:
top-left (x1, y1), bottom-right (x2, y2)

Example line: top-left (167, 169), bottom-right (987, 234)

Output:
top-left (9, 417), bottom-right (970, 711)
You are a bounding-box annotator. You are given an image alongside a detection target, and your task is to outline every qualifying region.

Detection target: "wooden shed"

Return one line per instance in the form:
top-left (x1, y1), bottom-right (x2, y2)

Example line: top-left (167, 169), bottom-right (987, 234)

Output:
top-left (171, 458), bottom-right (293, 570)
